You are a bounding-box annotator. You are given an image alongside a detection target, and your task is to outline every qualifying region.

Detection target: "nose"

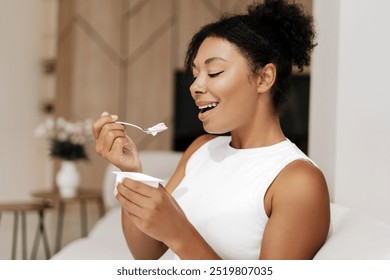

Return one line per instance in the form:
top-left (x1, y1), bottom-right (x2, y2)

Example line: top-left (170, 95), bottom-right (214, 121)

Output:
top-left (190, 79), bottom-right (206, 96)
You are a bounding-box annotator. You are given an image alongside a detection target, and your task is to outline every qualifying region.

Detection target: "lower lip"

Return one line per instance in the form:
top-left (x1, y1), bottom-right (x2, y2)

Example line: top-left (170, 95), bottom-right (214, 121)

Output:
top-left (198, 107), bottom-right (217, 121)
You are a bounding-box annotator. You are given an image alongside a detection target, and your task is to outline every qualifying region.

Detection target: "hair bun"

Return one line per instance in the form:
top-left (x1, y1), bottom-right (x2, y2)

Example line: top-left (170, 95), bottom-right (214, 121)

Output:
top-left (247, 0), bottom-right (316, 70)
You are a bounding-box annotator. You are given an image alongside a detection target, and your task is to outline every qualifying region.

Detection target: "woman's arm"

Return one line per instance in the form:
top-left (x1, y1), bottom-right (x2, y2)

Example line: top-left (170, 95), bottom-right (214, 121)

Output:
top-left (260, 160), bottom-right (331, 259)
top-left (93, 112), bottom-right (220, 259)
top-left (117, 134), bottom-right (221, 259)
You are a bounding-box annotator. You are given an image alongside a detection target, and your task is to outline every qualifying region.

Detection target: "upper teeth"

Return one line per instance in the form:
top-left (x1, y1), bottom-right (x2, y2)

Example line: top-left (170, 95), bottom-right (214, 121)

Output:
top-left (198, 103), bottom-right (218, 110)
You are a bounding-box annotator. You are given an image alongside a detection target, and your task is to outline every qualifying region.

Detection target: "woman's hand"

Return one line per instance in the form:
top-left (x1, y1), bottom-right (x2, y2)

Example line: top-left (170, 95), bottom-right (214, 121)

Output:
top-left (92, 112), bottom-right (141, 172)
top-left (116, 178), bottom-right (189, 248)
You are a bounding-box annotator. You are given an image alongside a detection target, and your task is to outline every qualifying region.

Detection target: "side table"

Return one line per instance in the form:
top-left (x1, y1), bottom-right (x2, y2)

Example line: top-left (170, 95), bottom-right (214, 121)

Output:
top-left (31, 188), bottom-right (105, 253)
top-left (0, 202), bottom-right (51, 259)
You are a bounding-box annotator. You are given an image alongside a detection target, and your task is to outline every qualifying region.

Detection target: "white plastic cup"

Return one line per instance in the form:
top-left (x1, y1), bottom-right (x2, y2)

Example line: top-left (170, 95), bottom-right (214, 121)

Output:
top-left (113, 171), bottom-right (165, 195)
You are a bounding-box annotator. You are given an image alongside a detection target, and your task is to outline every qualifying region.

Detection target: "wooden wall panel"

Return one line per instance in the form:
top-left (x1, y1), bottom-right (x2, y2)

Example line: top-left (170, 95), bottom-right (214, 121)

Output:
top-left (127, 29), bottom-right (174, 150)
top-left (127, 0), bottom-right (171, 55)
top-left (125, 0), bottom-right (174, 151)
top-left (176, 0), bottom-right (221, 69)
top-left (76, 0), bottom-right (122, 55)
top-left (71, 24), bottom-right (120, 118)
top-left (57, 0), bottom-right (74, 40)
top-left (55, 0), bottom-right (123, 190)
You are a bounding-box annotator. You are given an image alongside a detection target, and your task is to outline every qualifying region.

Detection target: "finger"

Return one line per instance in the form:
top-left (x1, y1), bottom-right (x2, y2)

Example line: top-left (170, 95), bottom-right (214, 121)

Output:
top-left (117, 183), bottom-right (151, 207)
top-left (98, 121), bottom-right (124, 141)
top-left (95, 123), bottom-right (126, 155)
top-left (106, 136), bottom-right (133, 161)
top-left (122, 177), bottom-right (156, 197)
top-left (93, 113), bottom-right (118, 139)
top-left (92, 112), bottom-right (119, 139)
top-left (110, 134), bottom-right (131, 152)
top-left (116, 191), bottom-right (144, 219)
top-left (101, 129), bottom-right (127, 156)
top-left (99, 121), bottom-right (124, 133)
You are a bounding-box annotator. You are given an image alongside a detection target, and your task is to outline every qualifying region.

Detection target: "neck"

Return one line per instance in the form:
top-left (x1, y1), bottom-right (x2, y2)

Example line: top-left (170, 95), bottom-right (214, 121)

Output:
top-left (229, 114), bottom-right (285, 149)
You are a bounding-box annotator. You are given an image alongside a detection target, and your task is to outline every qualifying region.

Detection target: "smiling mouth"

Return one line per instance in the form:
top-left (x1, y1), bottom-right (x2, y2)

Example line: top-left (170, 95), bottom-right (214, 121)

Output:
top-left (198, 102), bottom-right (219, 113)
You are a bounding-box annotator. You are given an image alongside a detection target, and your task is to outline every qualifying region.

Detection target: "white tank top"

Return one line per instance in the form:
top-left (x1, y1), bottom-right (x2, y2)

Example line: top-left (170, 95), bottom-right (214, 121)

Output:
top-left (170, 136), bottom-right (313, 260)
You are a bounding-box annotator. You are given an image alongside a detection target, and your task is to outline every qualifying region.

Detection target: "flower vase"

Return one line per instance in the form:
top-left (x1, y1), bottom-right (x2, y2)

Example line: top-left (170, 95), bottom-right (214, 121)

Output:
top-left (56, 160), bottom-right (80, 198)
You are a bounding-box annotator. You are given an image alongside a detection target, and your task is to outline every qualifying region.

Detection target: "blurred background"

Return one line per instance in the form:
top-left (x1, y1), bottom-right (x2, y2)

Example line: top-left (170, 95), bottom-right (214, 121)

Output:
top-left (1, 0), bottom-right (389, 260)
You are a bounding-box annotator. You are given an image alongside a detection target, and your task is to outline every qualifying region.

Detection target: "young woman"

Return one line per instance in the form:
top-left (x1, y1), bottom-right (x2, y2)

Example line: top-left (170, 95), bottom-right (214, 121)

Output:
top-left (92, 0), bottom-right (330, 260)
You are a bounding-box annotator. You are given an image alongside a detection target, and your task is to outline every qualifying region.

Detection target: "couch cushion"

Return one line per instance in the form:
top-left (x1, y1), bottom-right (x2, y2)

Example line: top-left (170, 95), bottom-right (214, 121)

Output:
top-left (314, 203), bottom-right (390, 259)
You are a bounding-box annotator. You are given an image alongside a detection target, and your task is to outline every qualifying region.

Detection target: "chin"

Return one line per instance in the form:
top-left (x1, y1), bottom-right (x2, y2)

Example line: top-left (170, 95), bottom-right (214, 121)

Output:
top-left (203, 126), bottom-right (230, 135)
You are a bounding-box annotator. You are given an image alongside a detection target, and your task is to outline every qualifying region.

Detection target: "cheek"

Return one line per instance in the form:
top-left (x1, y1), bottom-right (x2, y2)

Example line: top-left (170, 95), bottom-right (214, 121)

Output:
top-left (223, 87), bottom-right (260, 128)
top-left (218, 76), bottom-right (257, 106)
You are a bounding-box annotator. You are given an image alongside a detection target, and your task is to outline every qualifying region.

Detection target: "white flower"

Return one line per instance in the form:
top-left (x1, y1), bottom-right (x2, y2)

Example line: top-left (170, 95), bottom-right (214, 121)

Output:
top-left (45, 118), bottom-right (55, 130)
top-left (35, 116), bottom-right (93, 145)
top-left (70, 134), bottom-right (85, 145)
top-left (64, 122), bottom-right (76, 136)
top-left (34, 124), bottom-right (47, 139)
top-left (35, 116), bottom-right (92, 160)
top-left (57, 131), bottom-right (68, 141)
top-left (56, 117), bottom-right (66, 129)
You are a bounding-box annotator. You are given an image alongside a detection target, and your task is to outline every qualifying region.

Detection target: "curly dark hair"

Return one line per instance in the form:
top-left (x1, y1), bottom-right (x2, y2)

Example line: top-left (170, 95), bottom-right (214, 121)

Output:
top-left (184, 0), bottom-right (316, 113)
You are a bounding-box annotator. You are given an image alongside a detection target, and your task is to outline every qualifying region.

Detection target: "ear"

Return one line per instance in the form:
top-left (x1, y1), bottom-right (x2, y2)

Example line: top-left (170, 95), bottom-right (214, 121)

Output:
top-left (256, 63), bottom-right (276, 94)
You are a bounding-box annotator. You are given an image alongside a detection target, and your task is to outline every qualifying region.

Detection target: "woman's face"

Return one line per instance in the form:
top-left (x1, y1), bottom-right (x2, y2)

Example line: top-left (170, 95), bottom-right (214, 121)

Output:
top-left (190, 37), bottom-right (261, 134)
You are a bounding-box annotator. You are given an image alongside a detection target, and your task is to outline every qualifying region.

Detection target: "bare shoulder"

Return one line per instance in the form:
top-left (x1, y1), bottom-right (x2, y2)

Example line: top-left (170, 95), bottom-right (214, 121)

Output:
top-left (270, 160), bottom-right (330, 214)
top-left (284, 159), bottom-right (326, 182)
top-left (165, 134), bottom-right (216, 193)
top-left (261, 159), bottom-right (330, 259)
top-left (279, 160), bottom-right (328, 198)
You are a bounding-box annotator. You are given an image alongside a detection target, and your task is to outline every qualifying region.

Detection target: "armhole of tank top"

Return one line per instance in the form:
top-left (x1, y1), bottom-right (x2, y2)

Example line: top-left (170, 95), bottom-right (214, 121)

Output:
top-left (255, 156), bottom-right (314, 223)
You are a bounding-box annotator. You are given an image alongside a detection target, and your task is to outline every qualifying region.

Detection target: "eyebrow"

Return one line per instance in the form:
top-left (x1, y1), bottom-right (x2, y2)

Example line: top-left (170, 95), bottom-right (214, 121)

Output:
top-left (192, 57), bottom-right (227, 68)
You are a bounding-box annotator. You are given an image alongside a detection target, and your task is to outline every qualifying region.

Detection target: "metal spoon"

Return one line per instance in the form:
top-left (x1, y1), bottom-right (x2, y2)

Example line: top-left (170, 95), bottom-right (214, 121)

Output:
top-left (116, 121), bottom-right (168, 136)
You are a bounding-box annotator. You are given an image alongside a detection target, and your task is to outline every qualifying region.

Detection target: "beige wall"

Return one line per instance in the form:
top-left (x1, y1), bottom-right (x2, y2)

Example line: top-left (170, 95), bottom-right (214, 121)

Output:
top-left (0, 0), bottom-right (57, 260)
top-left (0, 1), bottom-right (51, 198)
top-left (310, 0), bottom-right (390, 224)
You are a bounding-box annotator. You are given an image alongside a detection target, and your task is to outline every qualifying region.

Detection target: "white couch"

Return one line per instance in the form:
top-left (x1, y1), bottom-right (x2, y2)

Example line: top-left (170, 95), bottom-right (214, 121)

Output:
top-left (51, 151), bottom-right (390, 260)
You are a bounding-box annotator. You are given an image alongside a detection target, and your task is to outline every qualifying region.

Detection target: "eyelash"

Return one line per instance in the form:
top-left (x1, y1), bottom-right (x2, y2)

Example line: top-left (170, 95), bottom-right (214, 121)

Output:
top-left (209, 71), bottom-right (224, 78)
top-left (193, 71), bottom-right (224, 80)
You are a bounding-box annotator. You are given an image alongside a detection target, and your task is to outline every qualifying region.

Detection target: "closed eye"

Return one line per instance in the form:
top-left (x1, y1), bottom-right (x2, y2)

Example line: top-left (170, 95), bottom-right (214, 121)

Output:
top-left (209, 71), bottom-right (224, 78)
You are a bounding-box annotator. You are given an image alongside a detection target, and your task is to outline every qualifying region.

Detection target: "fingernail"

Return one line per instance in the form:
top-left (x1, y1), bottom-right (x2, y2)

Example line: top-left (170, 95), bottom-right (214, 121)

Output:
top-left (111, 115), bottom-right (118, 121)
top-left (101, 112), bottom-right (109, 117)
